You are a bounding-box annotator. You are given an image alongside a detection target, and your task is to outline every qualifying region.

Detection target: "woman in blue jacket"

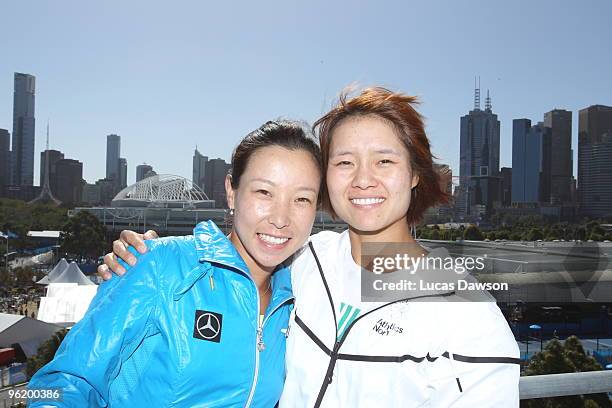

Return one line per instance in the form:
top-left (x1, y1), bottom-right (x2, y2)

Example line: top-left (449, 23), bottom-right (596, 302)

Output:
top-left (28, 120), bottom-right (322, 407)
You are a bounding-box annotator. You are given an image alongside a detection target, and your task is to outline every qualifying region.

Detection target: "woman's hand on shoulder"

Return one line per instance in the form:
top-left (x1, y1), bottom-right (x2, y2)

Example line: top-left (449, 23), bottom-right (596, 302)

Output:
top-left (97, 229), bottom-right (159, 280)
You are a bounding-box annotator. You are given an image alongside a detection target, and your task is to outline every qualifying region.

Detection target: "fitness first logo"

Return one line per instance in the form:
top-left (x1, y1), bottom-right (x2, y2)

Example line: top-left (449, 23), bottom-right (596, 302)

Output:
top-left (193, 310), bottom-right (223, 343)
top-left (373, 318), bottom-right (404, 336)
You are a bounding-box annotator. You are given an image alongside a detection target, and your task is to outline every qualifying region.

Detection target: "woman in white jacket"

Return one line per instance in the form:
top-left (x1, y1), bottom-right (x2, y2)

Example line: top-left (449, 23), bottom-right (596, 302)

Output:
top-left (101, 87), bottom-right (520, 407)
top-left (278, 87), bottom-right (520, 407)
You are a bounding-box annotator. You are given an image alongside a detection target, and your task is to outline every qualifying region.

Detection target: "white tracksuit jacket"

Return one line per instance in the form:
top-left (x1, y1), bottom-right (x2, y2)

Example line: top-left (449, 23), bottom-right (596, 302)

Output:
top-left (279, 231), bottom-right (520, 407)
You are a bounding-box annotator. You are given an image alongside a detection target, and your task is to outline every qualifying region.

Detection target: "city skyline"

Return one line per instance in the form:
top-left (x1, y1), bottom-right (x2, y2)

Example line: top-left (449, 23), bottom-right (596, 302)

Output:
top-left (1, 72), bottom-right (609, 189)
top-left (1, 1), bottom-right (611, 186)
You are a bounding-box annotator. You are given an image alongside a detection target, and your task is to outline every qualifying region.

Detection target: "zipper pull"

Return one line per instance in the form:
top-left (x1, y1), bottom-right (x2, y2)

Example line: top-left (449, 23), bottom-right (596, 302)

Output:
top-left (257, 327), bottom-right (265, 351)
top-left (257, 316), bottom-right (265, 351)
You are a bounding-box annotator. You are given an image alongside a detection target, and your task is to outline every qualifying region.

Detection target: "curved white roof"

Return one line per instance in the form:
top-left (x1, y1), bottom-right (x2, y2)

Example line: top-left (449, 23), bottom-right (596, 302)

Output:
top-left (111, 174), bottom-right (213, 207)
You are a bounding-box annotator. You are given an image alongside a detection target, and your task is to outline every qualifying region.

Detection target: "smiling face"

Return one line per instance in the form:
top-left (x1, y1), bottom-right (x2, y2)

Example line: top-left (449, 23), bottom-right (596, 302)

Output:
top-left (326, 115), bottom-right (419, 237)
top-left (226, 145), bottom-right (320, 273)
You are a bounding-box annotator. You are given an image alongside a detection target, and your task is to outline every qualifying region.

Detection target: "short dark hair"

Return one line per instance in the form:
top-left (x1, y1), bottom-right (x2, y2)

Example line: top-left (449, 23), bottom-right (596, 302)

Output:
top-left (314, 87), bottom-right (450, 225)
top-left (230, 120), bottom-right (322, 189)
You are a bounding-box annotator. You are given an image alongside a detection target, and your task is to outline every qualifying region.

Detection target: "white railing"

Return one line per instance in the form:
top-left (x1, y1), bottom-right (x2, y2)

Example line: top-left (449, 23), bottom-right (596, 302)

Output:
top-left (3, 373), bottom-right (612, 404)
top-left (519, 371), bottom-right (612, 399)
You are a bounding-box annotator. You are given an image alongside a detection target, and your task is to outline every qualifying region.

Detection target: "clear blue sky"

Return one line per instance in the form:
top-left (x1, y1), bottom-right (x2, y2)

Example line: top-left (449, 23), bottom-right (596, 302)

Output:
top-left (1, 0), bottom-right (611, 185)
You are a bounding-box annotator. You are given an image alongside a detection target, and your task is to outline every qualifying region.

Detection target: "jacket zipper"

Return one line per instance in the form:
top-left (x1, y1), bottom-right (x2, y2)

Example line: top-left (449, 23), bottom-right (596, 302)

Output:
top-left (196, 255), bottom-right (293, 407)
top-left (244, 284), bottom-right (262, 408)
top-left (307, 241), bottom-right (457, 407)
top-left (313, 340), bottom-right (341, 408)
top-left (262, 296), bottom-right (295, 341)
top-left (244, 290), bottom-right (294, 408)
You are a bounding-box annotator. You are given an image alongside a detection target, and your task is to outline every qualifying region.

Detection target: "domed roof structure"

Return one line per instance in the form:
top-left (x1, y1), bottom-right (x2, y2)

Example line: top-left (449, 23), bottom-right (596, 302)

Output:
top-left (111, 174), bottom-right (214, 208)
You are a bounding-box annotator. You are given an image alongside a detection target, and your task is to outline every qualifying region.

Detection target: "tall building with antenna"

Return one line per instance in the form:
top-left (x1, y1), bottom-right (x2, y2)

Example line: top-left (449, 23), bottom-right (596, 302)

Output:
top-left (457, 78), bottom-right (501, 220)
top-left (30, 123), bottom-right (61, 205)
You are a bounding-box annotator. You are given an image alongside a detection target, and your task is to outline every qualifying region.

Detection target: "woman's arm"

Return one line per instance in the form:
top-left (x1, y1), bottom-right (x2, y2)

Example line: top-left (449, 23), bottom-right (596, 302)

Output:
top-left (426, 302), bottom-right (520, 407)
top-left (28, 244), bottom-right (161, 407)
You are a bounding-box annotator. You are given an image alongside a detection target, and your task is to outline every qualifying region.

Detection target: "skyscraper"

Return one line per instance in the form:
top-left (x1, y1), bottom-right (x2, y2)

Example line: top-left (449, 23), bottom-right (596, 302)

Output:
top-left (11, 73), bottom-right (36, 186)
top-left (205, 158), bottom-right (231, 208)
top-left (106, 134), bottom-right (121, 185)
top-left (579, 105), bottom-right (612, 145)
top-left (0, 129), bottom-right (9, 190)
top-left (511, 119), bottom-right (551, 205)
top-left (136, 164), bottom-right (154, 182)
top-left (40, 149), bottom-right (64, 195)
top-left (82, 182), bottom-right (101, 205)
top-left (55, 159), bottom-right (83, 204)
top-left (500, 167), bottom-right (512, 207)
top-left (543, 109), bottom-right (572, 204)
top-left (458, 85), bottom-right (500, 219)
top-left (578, 105), bottom-right (612, 218)
top-left (192, 148), bottom-right (208, 190)
top-left (95, 178), bottom-right (116, 206)
top-left (119, 158), bottom-right (128, 190)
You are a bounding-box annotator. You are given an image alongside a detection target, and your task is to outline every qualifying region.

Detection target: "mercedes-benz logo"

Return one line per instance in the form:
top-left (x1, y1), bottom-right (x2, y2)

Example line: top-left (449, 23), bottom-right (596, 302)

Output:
top-left (196, 312), bottom-right (221, 340)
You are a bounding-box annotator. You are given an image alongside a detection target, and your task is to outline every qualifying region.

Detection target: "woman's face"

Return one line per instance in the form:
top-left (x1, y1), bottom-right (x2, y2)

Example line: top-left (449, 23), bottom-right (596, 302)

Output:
top-left (226, 145), bottom-right (320, 272)
top-left (326, 115), bottom-right (419, 234)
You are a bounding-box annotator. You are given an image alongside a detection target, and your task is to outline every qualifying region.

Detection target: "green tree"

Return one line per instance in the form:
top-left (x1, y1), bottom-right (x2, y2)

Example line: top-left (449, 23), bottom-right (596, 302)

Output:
top-left (60, 210), bottom-right (107, 258)
top-left (545, 228), bottom-right (560, 241)
top-left (510, 232), bottom-right (522, 241)
top-left (575, 227), bottom-right (587, 241)
top-left (26, 329), bottom-right (68, 378)
top-left (0, 267), bottom-right (9, 287)
top-left (495, 230), bottom-right (509, 240)
top-left (13, 266), bottom-right (35, 285)
top-left (524, 228), bottom-right (544, 242)
top-left (0, 199), bottom-right (68, 250)
top-left (521, 336), bottom-right (611, 408)
top-left (449, 229), bottom-right (462, 241)
top-left (463, 225), bottom-right (484, 241)
top-left (588, 233), bottom-right (603, 242)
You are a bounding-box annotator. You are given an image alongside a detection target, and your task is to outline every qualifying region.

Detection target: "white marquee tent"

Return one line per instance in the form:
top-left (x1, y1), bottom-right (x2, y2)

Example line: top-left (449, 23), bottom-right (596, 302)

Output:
top-left (36, 262), bottom-right (98, 324)
top-left (48, 262), bottom-right (96, 286)
top-left (37, 285), bottom-right (98, 324)
top-left (36, 258), bottom-right (69, 285)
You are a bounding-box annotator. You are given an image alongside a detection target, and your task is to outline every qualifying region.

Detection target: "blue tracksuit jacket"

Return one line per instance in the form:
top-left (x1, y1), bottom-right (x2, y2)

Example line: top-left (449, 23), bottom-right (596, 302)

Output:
top-left (29, 221), bottom-right (294, 407)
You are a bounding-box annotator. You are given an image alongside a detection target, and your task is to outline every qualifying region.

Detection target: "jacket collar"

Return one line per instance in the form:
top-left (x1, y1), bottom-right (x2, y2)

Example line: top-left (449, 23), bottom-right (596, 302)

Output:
top-left (191, 220), bottom-right (293, 301)
top-left (194, 220), bottom-right (250, 274)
